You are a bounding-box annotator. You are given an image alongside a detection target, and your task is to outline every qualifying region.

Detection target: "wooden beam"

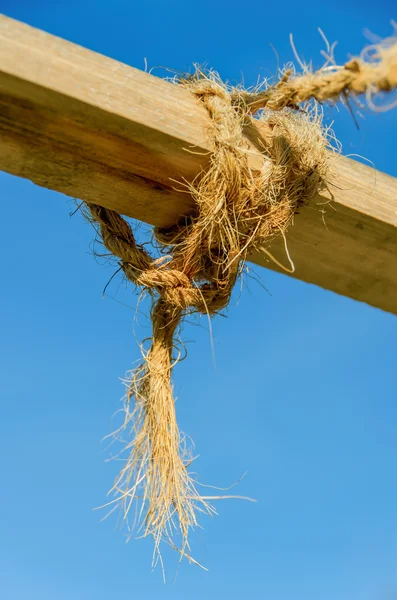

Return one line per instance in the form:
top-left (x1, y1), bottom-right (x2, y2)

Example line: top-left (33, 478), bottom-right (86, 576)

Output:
top-left (1, 15), bottom-right (397, 314)
top-left (251, 157), bottom-right (397, 314)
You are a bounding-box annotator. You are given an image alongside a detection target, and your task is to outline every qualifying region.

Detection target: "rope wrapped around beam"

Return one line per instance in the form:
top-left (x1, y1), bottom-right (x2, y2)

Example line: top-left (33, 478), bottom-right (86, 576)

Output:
top-left (86, 36), bottom-right (397, 563)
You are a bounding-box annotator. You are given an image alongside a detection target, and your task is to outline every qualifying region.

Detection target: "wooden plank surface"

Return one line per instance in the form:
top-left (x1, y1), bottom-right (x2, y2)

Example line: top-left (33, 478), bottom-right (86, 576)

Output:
top-left (251, 157), bottom-right (397, 314)
top-left (1, 14), bottom-right (397, 313)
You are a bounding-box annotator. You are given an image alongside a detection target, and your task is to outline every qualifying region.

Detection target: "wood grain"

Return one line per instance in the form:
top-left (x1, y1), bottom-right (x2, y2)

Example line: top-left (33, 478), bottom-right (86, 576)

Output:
top-left (251, 156), bottom-right (397, 314)
top-left (1, 15), bottom-right (397, 313)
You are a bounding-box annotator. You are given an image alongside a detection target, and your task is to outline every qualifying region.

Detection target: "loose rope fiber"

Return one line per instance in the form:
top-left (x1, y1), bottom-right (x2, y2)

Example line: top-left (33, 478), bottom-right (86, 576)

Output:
top-left (86, 35), bottom-right (397, 564)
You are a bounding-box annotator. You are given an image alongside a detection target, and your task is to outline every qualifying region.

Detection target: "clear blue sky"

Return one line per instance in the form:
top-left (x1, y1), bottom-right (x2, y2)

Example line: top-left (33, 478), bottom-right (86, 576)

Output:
top-left (1, 1), bottom-right (397, 598)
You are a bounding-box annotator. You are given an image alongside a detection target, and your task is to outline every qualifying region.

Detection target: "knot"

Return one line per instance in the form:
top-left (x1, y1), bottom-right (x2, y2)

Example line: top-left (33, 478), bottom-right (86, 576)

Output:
top-left (135, 267), bottom-right (203, 310)
top-left (135, 267), bottom-right (190, 291)
top-left (88, 71), bottom-right (331, 318)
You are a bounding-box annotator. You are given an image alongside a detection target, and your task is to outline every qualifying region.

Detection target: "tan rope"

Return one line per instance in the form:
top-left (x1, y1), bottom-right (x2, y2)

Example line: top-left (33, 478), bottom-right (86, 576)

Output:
top-left (86, 35), bottom-right (397, 562)
top-left (237, 39), bottom-right (397, 111)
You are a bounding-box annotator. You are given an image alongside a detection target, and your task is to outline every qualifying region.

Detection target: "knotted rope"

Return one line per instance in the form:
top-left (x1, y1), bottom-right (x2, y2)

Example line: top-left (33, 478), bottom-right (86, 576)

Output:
top-left (86, 36), bottom-right (397, 562)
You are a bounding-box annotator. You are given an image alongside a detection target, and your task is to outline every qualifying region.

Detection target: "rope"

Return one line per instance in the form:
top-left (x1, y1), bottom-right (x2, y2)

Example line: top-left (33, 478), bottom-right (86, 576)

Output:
top-left (86, 35), bottom-right (397, 562)
top-left (238, 39), bottom-right (397, 111)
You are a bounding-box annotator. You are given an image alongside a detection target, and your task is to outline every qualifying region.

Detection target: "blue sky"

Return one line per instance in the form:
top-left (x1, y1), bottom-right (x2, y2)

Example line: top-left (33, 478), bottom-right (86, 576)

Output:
top-left (1, 1), bottom-right (397, 598)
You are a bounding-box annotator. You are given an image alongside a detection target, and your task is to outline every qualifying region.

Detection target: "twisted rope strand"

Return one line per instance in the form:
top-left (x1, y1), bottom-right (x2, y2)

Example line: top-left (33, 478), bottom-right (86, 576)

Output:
top-left (237, 39), bottom-right (397, 112)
